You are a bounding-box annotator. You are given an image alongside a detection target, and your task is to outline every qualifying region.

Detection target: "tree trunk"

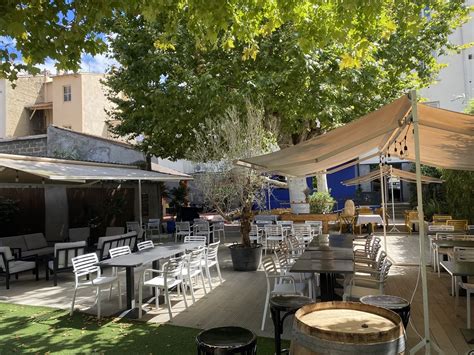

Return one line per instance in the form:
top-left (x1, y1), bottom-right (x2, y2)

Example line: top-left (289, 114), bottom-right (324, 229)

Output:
top-left (316, 174), bottom-right (328, 193)
top-left (240, 204), bottom-right (252, 247)
top-left (288, 177), bottom-right (308, 203)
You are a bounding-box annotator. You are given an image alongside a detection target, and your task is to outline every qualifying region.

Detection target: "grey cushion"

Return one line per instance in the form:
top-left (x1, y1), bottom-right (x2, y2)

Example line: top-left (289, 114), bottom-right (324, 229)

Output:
top-left (0, 236), bottom-right (28, 251)
top-left (23, 233), bottom-right (48, 250)
top-left (68, 227), bottom-right (90, 242)
top-left (0, 247), bottom-right (13, 270)
top-left (22, 247), bottom-right (54, 258)
top-left (53, 241), bottom-right (86, 268)
top-left (9, 260), bottom-right (36, 274)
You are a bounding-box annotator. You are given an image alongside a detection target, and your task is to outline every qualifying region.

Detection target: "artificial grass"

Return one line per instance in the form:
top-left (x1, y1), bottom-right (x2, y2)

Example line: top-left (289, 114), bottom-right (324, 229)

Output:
top-left (0, 303), bottom-right (287, 354)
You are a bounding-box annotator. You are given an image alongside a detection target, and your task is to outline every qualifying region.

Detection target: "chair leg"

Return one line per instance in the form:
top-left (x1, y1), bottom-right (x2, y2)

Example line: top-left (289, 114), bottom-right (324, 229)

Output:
top-left (165, 289), bottom-right (173, 320)
top-left (200, 272), bottom-right (207, 295)
top-left (261, 290), bottom-right (270, 331)
top-left (468, 291), bottom-right (471, 329)
top-left (216, 262), bottom-right (223, 284)
top-left (138, 283), bottom-right (143, 319)
top-left (5, 273), bottom-right (10, 290)
top-left (117, 280), bottom-right (122, 309)
top-left (97, 287), bottom-right (101, 320)
top-left (156, 287), bottom-right (160, 309)
top-left (181, 282), bottom-right (188, 308)
top-left (109, 283), bottom-right (113, 300)
top-left (206, 266), bottom-right (213, 291)
top-left (189, 275), bottom-right (196, 303)
top-left (70, 288), bottom-right (77, 316)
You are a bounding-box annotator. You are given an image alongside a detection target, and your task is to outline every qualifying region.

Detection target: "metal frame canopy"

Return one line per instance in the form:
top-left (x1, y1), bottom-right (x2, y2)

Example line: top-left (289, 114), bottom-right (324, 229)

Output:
top-left (236, 95), bottom-right (474, 176)
top-left (0, 153), bottom-right (191, 184)
top-left (236, 92), bottom-right (474, 354)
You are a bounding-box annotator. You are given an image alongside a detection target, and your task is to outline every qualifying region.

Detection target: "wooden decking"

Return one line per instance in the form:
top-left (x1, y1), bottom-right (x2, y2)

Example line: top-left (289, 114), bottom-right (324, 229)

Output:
top-left (1, 230), bottom-right (473, 354)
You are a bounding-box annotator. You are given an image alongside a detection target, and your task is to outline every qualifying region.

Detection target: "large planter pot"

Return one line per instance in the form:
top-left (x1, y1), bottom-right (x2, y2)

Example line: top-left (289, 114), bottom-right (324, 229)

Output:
top-left (229, 243), bottom-right (263, 271)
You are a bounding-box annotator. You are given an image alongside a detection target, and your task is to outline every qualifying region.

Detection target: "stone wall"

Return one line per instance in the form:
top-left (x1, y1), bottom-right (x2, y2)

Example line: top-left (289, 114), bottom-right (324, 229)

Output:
top-left (0, 135), bottom-right (47, 156)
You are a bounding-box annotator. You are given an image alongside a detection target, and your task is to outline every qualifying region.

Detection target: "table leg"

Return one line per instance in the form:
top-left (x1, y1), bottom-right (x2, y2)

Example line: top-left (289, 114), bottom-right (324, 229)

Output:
top-left (126, 267), bottom-right (135, 309)
top-left (320, 273), bottom-right (331, 301)
top-left (270, 306), bottom-right (282, 355)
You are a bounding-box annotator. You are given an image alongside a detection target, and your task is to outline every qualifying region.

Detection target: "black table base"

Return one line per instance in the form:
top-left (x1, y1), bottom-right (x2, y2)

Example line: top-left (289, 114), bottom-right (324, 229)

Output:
top-left (196, 326), bottom-right (257, 355)
top-left (270, 295), bottom-right (313, 355)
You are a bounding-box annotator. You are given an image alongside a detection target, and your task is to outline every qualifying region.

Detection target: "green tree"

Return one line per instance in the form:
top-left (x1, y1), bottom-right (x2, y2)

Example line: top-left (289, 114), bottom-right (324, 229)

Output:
top-left (1, 1), bottom-right (468, 82)
top-left (105, 3), bottom-right (468, 157)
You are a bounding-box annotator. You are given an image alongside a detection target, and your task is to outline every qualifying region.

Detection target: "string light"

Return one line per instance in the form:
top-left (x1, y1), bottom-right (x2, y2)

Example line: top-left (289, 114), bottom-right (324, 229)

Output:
top-left (15, 170), bottom-right (19, 183)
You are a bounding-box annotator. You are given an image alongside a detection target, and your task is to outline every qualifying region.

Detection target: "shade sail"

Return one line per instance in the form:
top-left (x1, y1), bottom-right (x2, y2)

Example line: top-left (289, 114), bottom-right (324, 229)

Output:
top-left (341, 166), bottom-right (443, 186)
top-left (236, 95), bottom-right (474, 176)
top-left (0, 153), bottom-right (191, 185)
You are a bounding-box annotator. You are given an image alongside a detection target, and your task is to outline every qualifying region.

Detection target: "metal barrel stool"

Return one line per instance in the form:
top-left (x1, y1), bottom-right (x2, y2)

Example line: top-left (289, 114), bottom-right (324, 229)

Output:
top-left (196, 326), bottom-right (257, 354)
top-left (360, 294), bottom-right (411, 328)
top-left (270, 295), bottom-right (314, 355)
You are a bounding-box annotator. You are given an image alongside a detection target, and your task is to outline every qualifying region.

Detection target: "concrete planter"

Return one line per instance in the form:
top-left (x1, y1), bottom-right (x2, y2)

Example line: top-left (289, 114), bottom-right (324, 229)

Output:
top-left (229, 243), bottom-right (263, 271)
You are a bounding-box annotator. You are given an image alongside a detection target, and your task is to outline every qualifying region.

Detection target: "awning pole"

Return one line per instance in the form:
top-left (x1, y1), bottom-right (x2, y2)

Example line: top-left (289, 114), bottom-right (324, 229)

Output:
top-left (409, 90), bottom-right (441, 355)
top-left (389, 165), bottom-right (401, 233)
top-left (379, 163), bottom-right (387, 252)
top-left (138, 179), bottom-right (143, 228)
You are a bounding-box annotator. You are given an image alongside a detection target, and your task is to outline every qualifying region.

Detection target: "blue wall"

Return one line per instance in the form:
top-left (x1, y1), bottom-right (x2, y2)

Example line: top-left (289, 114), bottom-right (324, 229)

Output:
top-left (327, 166), bottom-right (357, 211)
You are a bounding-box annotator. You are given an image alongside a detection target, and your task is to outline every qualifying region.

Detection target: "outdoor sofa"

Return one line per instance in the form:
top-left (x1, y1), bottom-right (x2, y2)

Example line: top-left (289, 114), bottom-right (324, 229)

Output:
top-left (0, 232), bottom-right (53, 258)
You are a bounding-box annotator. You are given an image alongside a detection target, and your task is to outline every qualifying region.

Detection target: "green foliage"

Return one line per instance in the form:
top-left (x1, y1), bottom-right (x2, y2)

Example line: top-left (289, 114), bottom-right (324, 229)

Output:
top-left (308, 191), bottom-right (336, 214)
top-left (105, 3), bottom-right (468, 158)
top-left (0, 196), bottom-right (19, 224)
top-left (442, 170), bottom-right (474, 223)
top-left (169, 181), bottom-right (189, 211)
top-left (2, 1), bottom-right (468, 82)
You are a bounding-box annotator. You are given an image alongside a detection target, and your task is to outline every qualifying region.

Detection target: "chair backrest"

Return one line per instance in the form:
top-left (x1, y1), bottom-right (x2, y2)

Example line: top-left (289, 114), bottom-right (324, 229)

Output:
top-left (446, 219), bottom-right (468, 231)
top-left (0, 247), bottom-right (13, 270)
top-left (98, 232), bottom-right (137, 259)
top-left (163, 255), bottom-right (185, 280)
top-left (277, 221), bottom-right (293, 227)
top-left (206, 241), bottom-right (220, 260)
top-left (176, 221), bottom-right (191, 233)
top-left (106, 226), bottom-right (125, 236)
top-left (274, 249), bottom-right (290, 271)
top-left (137, 240), bottom-right (154, 251)
top-left (126, 221), bottom-right (141, 232)
top-left (187, 247), bottom-right (206, 269)
top-left (68, 227), bottom-right (90, 243)
top-left (184, 235), bottom-right (207, 246)
top-left (264, 225), bottom-right (284, 238)
top-left (54, 241), bottom-right (87, 269)
top-left (468, 225), bottom-right (474, 235)
top-left (109, 245), bottom-right (131, 259)
top-left (378, 259), bottom-right (392, 288)
top-left (305, 221), bottom-right (323, 235)
top-left (147, 219), bottom-right (161, 229)
top-left (71, 253), bottom-right (99, 277)
top-left (374, 251), bottom-right (388, 271)
top-left (193, 221), bottom-right (210, 234)
top-left (428, 224), bottom-right (454, 233)
top-left (293, 224), bottom-right (312, 237)
top-left (432, 215), bottom-right (452, 224)
top-left (454, 247), bottom-right (474, 262)
top-left (343, 200), bottom-right (356, 216)
top-left (213, 221), bottom-right (225, 231)
top-left (262, 255), bottom-right (279, 277)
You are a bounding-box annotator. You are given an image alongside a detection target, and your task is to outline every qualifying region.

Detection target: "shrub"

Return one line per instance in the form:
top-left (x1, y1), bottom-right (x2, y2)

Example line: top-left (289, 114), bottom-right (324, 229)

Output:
top-left (308, 191), bottom-right (336, 214)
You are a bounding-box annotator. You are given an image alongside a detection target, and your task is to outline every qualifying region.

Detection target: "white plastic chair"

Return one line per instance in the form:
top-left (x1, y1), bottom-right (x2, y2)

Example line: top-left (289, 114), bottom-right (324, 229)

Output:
top-left (70, 253), bottom-right (121, 319)
top-left (138, 255), bottom-right (188, 320)
top-left (137, 240), bottom-right (154, 251)
top-left (249, 224), bottom-right (263, 244)
top-left (293, 224), bottom-right (313, 244)
top-left (343, 259), bottom-right (392, 301)
top-left (201, 241), bottom-right (222, 290)
top-left (183, 247), bottom-right (208, 303)
top-left (260, 255), bottom-right (305, 331)
top-left (264, 225), bottom-right (286, 254)
top-left (193, 221), bottom-right (213, 244)
top-left (175, 222), bottom-right (191, 242)
top-left (184, 235), bottom-right (207, 246)
top-left (305, 221), bottom-right (323, 236)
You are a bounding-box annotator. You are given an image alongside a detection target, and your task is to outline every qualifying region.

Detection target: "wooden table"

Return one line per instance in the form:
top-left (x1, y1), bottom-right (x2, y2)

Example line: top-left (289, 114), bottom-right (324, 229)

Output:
top-left (97, 242), bottom-right (201, 316)
top-left (280, 213), bottom-right (338, 233)
top-left (298, 250), bottom-right (354, 260)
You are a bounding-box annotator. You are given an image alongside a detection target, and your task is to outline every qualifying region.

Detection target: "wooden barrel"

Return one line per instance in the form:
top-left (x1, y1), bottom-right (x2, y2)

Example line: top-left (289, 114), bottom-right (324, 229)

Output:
top-left (291, 301), bottom-right (406, 355)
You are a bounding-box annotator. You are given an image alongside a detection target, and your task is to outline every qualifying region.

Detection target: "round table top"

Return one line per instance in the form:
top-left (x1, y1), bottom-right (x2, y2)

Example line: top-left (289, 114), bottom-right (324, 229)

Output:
top-left (270, 295), bottom-right (314, 311)
top-left (360, 295), bottom-right (410, 309)
top-left (196, 326), bottom-right (256, 349)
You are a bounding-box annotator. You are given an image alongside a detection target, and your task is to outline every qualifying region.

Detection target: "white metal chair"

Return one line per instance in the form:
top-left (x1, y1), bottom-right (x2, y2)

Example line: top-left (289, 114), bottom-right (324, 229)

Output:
top-left (213, 221), bottom-right (225, 242)
top-left (47, 241), bottom-right (86, 286)
top-left (277, 221), bottom-right (294, 235)
top-left (249, 224), bottom-right (263, 244)
top-left (201, 241), bottom-right (222, 290)
top-left (293, 224), bottom-right (313, 244)
top-left (184, 235), bottom-right (207, 246)
top-left (137, 240), bottom-right (154, 251)
top-left (147, 218), bottom-right (161, 238)
top-left (264, 225), bottom-right (286, 254)
top-left (70, 253), bottom-right (121, 319)
top-left (175, 221), bottom-right (191, 242)
top-left (138, 255), bottom-right (188, 320)
top-left (193, 221), bottom-right (213, 244)
top-left (183, 247), bottom-right (208, 303)
top-left (343, 259), bottom-right (392, 301)
top-left (305, 220), bottom-right (323, 236)
top-left (260, 255), bottom-right (305, 331)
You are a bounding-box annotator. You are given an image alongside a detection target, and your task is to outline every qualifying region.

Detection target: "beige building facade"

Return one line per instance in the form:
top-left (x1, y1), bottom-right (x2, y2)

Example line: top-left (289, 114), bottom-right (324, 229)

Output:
top-left (0, 72), bottom-right (113, 139)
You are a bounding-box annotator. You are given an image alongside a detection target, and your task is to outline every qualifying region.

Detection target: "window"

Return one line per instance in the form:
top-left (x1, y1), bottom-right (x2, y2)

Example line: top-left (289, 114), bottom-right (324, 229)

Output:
top-left (63, 85), bottom-right (72, 102)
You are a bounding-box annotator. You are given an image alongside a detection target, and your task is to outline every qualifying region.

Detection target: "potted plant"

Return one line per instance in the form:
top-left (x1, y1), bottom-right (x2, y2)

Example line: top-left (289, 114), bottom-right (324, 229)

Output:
top-left (191, 101), bottom-right (277, 271)
top-left (308, 190), bottom-right (336, 214)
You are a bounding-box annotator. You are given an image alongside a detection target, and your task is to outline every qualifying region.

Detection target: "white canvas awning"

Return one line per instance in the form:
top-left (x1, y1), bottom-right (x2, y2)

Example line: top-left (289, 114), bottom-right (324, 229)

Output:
top-left (0, 153), bottom-right (191, 185)
top-left (342, 165), bottom-right (443, 186)
top-left (236, 95), bottom-right (474, 176)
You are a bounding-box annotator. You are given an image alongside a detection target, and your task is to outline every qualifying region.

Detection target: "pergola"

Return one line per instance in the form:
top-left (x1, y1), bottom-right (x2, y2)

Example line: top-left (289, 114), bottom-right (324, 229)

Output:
top-left (0, 153), bottom-right (192, 226)
top-left (237, 91), bottom-right (474, 353)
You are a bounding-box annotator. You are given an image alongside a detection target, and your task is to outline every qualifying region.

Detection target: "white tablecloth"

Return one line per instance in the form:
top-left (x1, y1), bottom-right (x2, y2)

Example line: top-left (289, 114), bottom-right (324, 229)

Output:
top-left (357, 214), bottom-right (384, 225)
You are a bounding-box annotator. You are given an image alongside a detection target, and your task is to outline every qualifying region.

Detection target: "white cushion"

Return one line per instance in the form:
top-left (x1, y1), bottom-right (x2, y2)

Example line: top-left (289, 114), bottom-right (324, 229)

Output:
top-left (8, 260), bottom-right (36, 274)
top-left (53, 241), bottom-right (86, 268)
top-left (23, 233), bottom-right (48, 250)
top-left (144, 276), bottom-right (182, 289)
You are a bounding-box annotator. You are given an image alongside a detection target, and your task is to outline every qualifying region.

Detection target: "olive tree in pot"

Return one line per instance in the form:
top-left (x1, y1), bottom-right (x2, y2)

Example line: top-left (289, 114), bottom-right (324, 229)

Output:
top-left (191, 101), bottom-right (277, 271)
